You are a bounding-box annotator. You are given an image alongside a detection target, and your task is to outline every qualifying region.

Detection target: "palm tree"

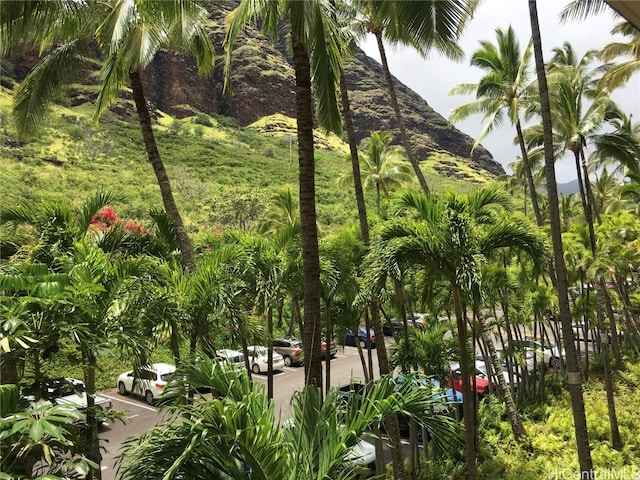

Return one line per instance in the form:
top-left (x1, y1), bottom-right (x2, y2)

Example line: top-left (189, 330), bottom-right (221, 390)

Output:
top-left (591, 109), bottom-right (640, 180)
top-left (0, 239), bottom-right (153, 479)
top-left (339, 131), bottom-right (414, 212)
top-left (547, 43), bottom-right (624, 450)
top-left (235, 232), bottom-right (286, 399)
top-left (258, 187), bottom-right (301, 240)
top-left (2, 0), bottom-right (215, 269)
top-left (599, 21), bottom-right (640, 92)
top-left (370, 186), bottom-right (546, 477)
top-left (116, 357), bottom-right (459, 480)
top-left (0, 388), bottom-right (89, 478)
top-left (351, 0), bottom-right (476, 195)
top-left (225, 0), bottom-right (344, 391)
top-left (506, 145), bottom-right (545, 217)
top-left (591, 169), bottom-right (621, 213)
top-left (319, 227), bottom-right (365, 393)
top-left (528, 1), bottom-right (594, 475)
top-left (449, 25), bottom-right (544, 226)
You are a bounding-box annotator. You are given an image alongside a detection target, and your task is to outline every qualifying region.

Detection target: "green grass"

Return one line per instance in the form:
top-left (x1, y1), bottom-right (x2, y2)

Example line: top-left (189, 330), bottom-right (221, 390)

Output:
top-left (1, 86), bottom-right (494, 239)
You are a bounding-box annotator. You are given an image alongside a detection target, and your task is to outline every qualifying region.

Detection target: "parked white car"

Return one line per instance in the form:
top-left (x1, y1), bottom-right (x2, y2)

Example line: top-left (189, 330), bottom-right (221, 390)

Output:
top-left (344, 437), bottom-right (376, 471)
top-left (215, 349), bottom-right (246, 371)
top-left (246, 345), bottom-right (285, 374)
top-left (282, 419), bottom-right (376, 472)
top-left (512, 338), bottom-right (564, 368)
top-left (117, 363), bottom-right (176, 405)
top-left (22, 377), bottom-right (112, 423)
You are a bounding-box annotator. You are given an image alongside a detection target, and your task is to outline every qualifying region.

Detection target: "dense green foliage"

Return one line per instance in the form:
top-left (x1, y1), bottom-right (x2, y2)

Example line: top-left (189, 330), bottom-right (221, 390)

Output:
top-left (0, 88), bottom-right (486, 244)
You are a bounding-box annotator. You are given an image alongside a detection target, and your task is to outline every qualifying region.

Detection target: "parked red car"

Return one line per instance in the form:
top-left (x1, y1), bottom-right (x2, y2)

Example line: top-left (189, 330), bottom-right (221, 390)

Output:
top-left (448, 363), bottom-right (490, 397)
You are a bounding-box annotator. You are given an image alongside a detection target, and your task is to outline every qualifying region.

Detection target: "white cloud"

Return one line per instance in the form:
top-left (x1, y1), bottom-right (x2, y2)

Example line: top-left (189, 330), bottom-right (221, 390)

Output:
top-left (358, 0), bottom-right (640, 183)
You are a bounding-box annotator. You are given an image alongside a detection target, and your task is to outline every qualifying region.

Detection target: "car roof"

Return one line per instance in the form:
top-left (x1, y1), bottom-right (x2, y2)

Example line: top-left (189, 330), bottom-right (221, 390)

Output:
top-left (149, 363), bottom-right (176, 373)
top-left (276, 336), bottom-right (301, 342)
top-left (217, 348), bottom-right (244, 357)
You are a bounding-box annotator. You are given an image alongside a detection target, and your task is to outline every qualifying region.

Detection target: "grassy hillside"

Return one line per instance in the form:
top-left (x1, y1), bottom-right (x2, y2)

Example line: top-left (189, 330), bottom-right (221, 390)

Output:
top-left (0, 86), bottom-right (495, 239)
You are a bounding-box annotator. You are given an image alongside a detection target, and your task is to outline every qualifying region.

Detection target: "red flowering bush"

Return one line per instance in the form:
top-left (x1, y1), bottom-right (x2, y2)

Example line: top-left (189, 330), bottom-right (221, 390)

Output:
top-left (90, 207), bottom-right (149, 235)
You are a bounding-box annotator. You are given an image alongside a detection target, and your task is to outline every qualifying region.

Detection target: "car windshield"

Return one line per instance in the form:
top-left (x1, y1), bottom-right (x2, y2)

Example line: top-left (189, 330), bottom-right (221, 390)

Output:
top-left (251, 347), bottom-right (267, 355)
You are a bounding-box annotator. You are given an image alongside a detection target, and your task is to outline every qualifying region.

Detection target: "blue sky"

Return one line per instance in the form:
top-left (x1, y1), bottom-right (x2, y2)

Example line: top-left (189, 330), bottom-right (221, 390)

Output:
top-left (359, 0), bottom-right (640, 183)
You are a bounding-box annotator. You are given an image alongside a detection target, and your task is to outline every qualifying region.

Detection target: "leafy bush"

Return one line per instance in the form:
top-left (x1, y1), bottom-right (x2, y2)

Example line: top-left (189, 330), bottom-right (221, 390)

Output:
top-left (214, 114), bottom-right (239, 129)
top-left (194, 112), bottom-right (213, 127)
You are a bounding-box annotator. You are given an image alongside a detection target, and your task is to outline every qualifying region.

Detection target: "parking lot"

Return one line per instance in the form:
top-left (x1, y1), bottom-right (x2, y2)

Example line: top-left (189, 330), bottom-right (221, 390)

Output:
top-left (97, 342), bottom-right (386, 480)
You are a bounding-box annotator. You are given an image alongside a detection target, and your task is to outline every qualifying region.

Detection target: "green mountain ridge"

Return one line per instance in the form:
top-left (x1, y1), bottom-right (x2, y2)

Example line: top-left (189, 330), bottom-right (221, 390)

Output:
top-left (0, 85), bottom-right (492, 238)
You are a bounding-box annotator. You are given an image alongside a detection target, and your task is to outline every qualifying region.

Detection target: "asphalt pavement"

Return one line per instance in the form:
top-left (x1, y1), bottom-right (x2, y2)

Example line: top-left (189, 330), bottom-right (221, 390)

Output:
top-left (97, 342), bottom-right (385, 480)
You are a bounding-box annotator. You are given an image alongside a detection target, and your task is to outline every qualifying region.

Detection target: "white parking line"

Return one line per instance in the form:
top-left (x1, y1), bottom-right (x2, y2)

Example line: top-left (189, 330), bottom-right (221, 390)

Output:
top-left (101, 394), bottom-right (158, 412)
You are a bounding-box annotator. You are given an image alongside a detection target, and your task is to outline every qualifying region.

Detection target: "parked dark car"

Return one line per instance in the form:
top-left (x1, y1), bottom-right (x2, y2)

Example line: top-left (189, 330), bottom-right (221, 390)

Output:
top-left (345, 326), bottom-right (376, 349)
top-left (273, 337), bottom-right (304, 367)
top-left (383, 319), bottom-right (403, 336)
top-left (383, 318), bottom-right (427, 336)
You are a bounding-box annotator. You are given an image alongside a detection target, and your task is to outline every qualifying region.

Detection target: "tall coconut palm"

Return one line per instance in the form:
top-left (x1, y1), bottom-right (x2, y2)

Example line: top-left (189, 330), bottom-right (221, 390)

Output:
top-left (351, 0), bottom-right (476, 195)
top-left (2, 0), bottom-right (215, 269)
top-left (528, 1), bottom-right (594, 475)
top-left (330, 0), bottom-right (371, 248)
top-left (225, 0), bottom-right (344, 390)
top-left (547, 43), bottom-right (624, 449)
top-left (449, 25), bottom-right (544, 226)
top-left (546, 50), bottom-right (613, 226)
top-left (338, 131), bottom-right (414, 212)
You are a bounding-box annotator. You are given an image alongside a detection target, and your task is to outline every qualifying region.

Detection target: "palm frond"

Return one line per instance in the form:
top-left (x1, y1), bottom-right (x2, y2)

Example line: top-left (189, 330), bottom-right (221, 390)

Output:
top-left (13, 40), bottom-right (90, 138)
top-left (308, 0), bottom-right (344, 134)
top-left (559, 0), bottom-right (610, 22)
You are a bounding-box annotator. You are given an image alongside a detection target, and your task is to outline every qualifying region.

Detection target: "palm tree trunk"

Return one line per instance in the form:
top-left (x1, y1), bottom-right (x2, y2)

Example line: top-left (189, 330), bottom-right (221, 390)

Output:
top-left (325, 298), bottom-right (332, 394)
top-left (529, 2), bottom-right (594, 476)
top-left (81, 343), bottom-right (101, 480)
top-left (453, 285), bottom-right (478, 480)
top-left (595, 284), bottom-right (623, 450)
top-left (515, 118), bottom-right (543, 225)
top-left (374, 32), bottom-right (430, 196)
top-left (267, 305), bottom-right (274, 400)
top-left (602, 285), bottom-right (623, 370)
top-left (576, 144), bottom-right (623, 450)
top-left (476, 309), bottom-right (528, 440)
top-left (515, 117), bottom-right (557, 286)
top-left (336, 31), bottom-right (406, 472)
top-left (580, 149), bottom-right (601, 224)
top-left (355, 336), bottom-right (370, 383)
top-left (129, 70), bottom-right (194, 269)
top-left (339, 47), bottom-right (408, 471)
top-left (338, 67), bottom-right (370, 245)
top-left (291, 35), bottom-right (323, 389)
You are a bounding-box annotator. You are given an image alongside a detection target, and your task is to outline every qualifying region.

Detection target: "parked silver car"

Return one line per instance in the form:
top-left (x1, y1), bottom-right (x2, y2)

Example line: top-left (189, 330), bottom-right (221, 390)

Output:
top-left (273, 337), bottom-right (304, 366)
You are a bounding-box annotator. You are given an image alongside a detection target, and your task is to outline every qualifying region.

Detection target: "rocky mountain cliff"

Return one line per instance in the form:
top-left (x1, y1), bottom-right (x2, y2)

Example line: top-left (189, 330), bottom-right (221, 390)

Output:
top-left (141, 7), bottom-right (504, 178)
top-left (5, 5), bottom-right (504, 179)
